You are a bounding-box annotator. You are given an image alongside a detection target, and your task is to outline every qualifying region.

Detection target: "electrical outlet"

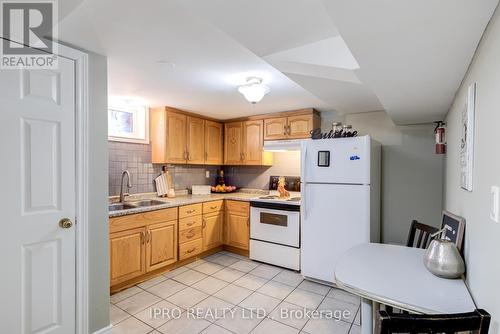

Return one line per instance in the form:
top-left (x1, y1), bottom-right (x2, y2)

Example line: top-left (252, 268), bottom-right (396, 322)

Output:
top-left (490, 186), bottom-right (499, 223)
top-left (205, 170), bottom-right (210, 178)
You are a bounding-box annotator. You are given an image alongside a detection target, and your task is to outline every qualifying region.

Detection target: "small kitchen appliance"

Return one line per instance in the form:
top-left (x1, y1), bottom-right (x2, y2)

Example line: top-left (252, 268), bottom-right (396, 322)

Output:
top-left (249, 176), bottom-right (301, 270)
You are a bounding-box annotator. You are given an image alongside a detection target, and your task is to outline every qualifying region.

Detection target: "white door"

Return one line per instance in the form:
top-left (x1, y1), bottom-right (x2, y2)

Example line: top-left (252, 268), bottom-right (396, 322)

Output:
top-left (301, 183), bottom-right (370, 283)
top-left (301, 136), bottom-right (371, 185)
top-left (0, 53), bottom-right (76, 332)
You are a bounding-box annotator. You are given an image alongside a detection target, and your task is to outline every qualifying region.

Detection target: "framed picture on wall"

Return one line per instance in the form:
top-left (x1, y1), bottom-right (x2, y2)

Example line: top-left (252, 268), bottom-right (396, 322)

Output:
top-left (108, 104), bottom-right (149, 144)
top-left (460, 83), bottom-right (476, 192)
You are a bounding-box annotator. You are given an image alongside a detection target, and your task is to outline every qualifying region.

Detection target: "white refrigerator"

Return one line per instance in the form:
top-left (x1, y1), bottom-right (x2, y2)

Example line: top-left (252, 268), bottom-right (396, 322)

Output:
top-left (300, 135), bottom-right (381, 283)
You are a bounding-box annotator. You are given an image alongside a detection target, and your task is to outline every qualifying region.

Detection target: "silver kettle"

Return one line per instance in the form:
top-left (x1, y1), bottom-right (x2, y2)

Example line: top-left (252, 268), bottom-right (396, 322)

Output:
top-left (423, 227), bottom-right (465, 279)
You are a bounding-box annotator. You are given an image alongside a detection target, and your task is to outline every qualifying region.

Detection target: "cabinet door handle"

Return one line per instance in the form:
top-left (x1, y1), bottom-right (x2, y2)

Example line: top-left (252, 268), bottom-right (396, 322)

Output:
top-left (186, 221), bottom-right (194, 226)
top-left (202, 218), bottom-right (206, 228)
top-left (186, 210), bottom-right (195, 214)
top-left (140, 231), bottom-right (145, 244)
top-left (246, 218), bottom-right (250, 227)
top-left (185, 230), bottom-right (195, 239)
top-left (210, 206), bottom-right (218, 209)
top-left (147, 231), bottom-right (151, 243)
top-left (186, 247), bottom-right (196, 254)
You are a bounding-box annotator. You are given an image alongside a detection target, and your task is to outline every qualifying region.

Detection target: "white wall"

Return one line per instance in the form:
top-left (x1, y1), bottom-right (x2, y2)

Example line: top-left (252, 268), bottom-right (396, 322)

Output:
top-left (82, 50), bottom-right (110, 333)
top-left (323, 111), bottom-right (444, 244)
top-left (444, 5), bottom-right (500, 331)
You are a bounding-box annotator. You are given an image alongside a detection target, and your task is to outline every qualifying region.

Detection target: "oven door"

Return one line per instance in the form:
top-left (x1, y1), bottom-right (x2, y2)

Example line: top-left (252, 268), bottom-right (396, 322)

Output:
top-left (250, 204), bottom-right (300, 248)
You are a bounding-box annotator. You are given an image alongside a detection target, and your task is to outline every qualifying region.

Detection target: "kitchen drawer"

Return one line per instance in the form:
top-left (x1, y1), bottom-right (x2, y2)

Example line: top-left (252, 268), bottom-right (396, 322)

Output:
top-left (203, 200), bottom-right (224, 215)
top-left (179, 226), bottom-right (202, 244)
top-left (179, 238), bottom-right (203, 260)
top-left (179, 203), bottom-right (202, 219)
top-left (179, 215), bottom-right (202, 231)
top-left (109, 207), bottom-right (178, 233)
top-left (225, 200), bottom-right (249, 217)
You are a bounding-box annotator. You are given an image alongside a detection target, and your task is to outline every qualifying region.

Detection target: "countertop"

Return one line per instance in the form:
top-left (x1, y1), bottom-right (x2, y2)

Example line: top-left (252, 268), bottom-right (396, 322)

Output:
top-left (108, 191), bottom-right (266, 218)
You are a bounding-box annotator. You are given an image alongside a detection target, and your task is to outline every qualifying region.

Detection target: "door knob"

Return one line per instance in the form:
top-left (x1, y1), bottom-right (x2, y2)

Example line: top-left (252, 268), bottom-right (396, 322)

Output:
top-left (59, 218), bottom-right (73, 229)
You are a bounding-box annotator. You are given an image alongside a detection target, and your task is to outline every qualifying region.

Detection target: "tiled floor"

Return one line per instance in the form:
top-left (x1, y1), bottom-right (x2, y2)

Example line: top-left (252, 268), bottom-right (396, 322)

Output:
top-left (110, 251), bottom-right (361, 334)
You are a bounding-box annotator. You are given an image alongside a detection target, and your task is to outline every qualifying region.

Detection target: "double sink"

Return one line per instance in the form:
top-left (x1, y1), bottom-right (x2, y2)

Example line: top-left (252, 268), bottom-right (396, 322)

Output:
top-left (108, 199), bottom-right (167, 212)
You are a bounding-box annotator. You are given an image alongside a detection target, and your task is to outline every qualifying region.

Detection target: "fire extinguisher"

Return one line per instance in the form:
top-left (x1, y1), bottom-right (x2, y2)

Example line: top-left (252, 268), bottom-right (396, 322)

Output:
top-left (434, 121), bottom-right (446, 154)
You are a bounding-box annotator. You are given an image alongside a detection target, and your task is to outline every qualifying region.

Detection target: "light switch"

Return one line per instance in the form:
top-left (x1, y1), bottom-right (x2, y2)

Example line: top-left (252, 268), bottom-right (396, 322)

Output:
top-left (205, 170), bottom-right (210, 178)
top-left (490, 186), bottom-right (499, 223)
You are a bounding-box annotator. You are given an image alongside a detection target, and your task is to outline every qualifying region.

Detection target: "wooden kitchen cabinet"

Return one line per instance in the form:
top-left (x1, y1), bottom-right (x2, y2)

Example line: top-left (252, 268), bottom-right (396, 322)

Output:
top-left (224, 122), bottom-right (243, 164)
top-left (224, 120), bottom-right (272, 166)
top-left (178, 204), bottom-right (204, 260)
top-left (204, 120), bottom-right (223, 165)
top-left (263, 109), bottom-right (320, 140)
top-left (243, 120), bottom-right (264, 165)
top-left (146, 220), bottom-right (178, 272)
top-left (110, 227), bottom-right (146, 286)
top-left (202, 201), bottom-right (224, 251)
top-left (109, 208), bottom-right (178, 288)
top-left (165, 111), bottom-right (188, 163)
top-left (264, 117), bottom-right (288, 140)
top-left (151, 108), bottom-right (187, 164)
top-left (287, 114), bottom-right (317, 139)
top-left (224, 200), bottom-right (249, 250)
top-left (187, 116), bottom-right (205, 164)
top-left (151, 107), bottom-right (223, 165)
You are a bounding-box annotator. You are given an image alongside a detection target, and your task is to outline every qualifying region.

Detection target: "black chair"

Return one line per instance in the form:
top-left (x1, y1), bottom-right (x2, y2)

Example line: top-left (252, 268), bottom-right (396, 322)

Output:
top-left (385, 220), bottom-right (440, 314)
top-left (376, 309), bottom-right (491, 334)
top-left (406, 220), bottom-right (439, 249)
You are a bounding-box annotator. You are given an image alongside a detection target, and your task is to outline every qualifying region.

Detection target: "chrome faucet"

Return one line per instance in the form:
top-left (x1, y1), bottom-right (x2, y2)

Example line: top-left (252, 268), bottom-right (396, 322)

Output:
top-left (119, 170), bottom-right (132, 203)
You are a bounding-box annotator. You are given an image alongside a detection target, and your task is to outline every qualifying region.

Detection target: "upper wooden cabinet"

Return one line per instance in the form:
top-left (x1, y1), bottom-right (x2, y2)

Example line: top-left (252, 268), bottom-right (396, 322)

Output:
top-left (187, 116), bottom-right (205, 164)
top-left (151, 107), bottom-right (223, 165)
top-left (243, 120), bottom-right (264, 165)
top-left (152, 110), bottom-right (187, 164)
top-left (204, 120), bottom-right (223, 165)
top-left (263, 109), bottom-right (320, 140)
top-left (224, 121), bottom-right (272, 165)
top-left (224, 122), bottom-right (244, 165)
top-left (263, 117), bottom-right (288, 140)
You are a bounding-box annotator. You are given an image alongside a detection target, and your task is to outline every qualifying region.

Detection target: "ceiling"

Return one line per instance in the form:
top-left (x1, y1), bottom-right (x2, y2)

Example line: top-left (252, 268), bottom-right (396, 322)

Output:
top-left (55, 0), bottom-right (498, 123)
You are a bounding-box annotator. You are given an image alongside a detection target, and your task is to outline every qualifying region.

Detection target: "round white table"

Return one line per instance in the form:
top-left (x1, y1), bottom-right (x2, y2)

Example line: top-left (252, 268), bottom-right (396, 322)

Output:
top-left (334, 243), bottom-right (475, 334)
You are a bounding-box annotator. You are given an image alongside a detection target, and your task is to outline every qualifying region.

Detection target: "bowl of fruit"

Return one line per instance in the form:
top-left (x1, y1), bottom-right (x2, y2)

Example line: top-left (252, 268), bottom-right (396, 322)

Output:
top-left (211, 184), bottom-right (237, 193)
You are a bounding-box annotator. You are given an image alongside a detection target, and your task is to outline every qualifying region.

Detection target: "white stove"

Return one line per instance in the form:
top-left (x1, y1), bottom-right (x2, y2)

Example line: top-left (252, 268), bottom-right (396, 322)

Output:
top-left (249, 177), bottom-right (301, 271)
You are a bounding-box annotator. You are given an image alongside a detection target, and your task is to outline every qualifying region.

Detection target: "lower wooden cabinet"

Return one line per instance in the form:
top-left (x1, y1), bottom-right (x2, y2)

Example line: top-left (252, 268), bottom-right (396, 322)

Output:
top-left (202, 201), bottom-right (224, 251)
top-left (224, 201), bottom-right (250, 250)
top-left (110, 227), bottom-right (146, 286)
top-left (110, 200), bottom-right (251, 288)
top-left (203, 212), bottom-right (223, 250)
top-left (146, 221), bottom-right (178, 272)
top-left (109, 208), bottom-right (178, 287)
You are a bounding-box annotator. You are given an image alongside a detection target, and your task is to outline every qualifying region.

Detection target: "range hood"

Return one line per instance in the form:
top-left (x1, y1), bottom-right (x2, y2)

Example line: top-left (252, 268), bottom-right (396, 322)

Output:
top-left (263, 139), bottom-right (309, 152)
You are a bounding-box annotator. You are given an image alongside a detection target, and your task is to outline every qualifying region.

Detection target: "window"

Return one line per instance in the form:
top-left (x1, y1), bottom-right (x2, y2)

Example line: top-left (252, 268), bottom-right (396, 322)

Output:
top-left (108, 102), bottom-right (149, 144)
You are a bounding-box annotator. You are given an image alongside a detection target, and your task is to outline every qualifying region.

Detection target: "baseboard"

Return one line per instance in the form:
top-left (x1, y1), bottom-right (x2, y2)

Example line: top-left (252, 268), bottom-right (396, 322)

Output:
top-left (91, 324), bottom-right (112, 334)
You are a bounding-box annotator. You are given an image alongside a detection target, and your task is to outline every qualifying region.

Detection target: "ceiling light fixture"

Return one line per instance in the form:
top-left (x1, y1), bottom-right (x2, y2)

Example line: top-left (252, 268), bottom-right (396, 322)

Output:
top-left (238, 77), bottom-right (270, 104)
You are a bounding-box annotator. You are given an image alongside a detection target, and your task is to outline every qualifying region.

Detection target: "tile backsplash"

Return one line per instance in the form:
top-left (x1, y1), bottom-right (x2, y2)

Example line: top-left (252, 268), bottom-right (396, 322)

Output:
top-left (108, 141), bottom-right (217, 196)
top-left (109, 141), bottom-right (300, 195)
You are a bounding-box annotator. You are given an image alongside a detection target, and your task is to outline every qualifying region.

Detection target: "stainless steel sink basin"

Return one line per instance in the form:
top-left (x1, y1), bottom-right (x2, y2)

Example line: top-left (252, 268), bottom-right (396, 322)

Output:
top-left (129, 200), bottom-right (166, 207)
top-left (108, 203), bottom-right (137, 211)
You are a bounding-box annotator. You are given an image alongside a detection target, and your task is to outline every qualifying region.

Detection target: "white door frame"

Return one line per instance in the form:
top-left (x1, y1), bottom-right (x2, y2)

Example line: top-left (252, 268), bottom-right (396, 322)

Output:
top-left (57, 43), bottom-right (92, 334)
top-left (1, 37), bottom-right (94, 334)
